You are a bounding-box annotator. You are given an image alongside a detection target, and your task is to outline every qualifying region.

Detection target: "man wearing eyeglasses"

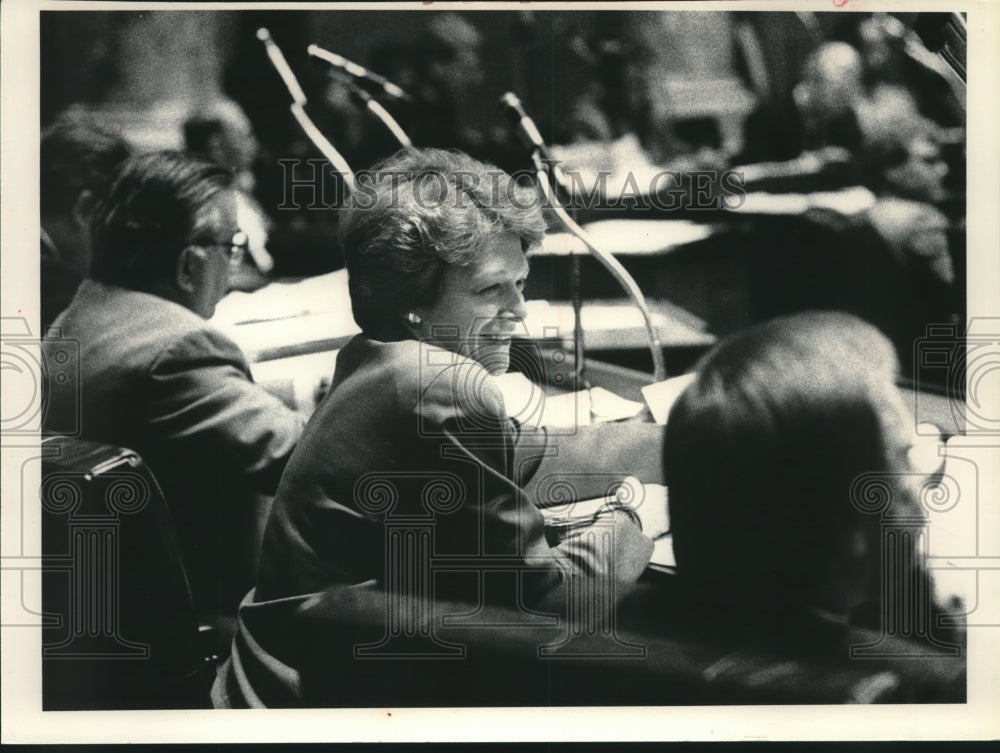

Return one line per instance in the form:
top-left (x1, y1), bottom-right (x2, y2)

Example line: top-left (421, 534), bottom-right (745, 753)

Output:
top-left (42, 150), bottom-right (306, 631)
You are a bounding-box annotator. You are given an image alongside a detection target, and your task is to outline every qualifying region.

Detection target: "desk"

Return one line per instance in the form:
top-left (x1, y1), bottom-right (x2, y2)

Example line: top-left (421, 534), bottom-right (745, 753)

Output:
top-left (211, 270), bottom-right (713, 413)
top-left (541, 219), bottom-right (716, 258)
top-left (212, 265), bottom-right (963, 434)
top-left (214, 271), bottom-right (713, 361)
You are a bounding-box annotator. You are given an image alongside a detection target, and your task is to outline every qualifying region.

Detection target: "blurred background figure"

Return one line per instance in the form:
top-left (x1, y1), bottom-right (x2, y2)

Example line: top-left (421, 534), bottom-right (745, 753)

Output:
top-left (551, 30), bottom-right (675, 182)
top-left (857, 113), bottom-right (958, 354)
top-left (663, 312), bottom-right (962, 664)
top-left (405, 12), bottom-right (487, 154)
top-left (855, 13), bottom-right (965, 130)
top-left (862, 114), bottom-right (950, 206)
top-left (184, 98), bottom-right (275, 290)
top-left (738, 41), bottom-right (865, 165)
top-left (183, 98), bottom-right (258, 192)
top-left (40, 109), bottom-right (131, 330)
top-left (561, 33), bottom-right (656, 147)
top-left (793, 42), bottom-right (866, 152)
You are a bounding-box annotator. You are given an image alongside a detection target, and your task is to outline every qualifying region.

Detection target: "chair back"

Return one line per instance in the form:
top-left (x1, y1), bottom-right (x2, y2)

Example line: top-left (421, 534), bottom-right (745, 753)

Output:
top-left (41, 435), bottom-right (217, 709)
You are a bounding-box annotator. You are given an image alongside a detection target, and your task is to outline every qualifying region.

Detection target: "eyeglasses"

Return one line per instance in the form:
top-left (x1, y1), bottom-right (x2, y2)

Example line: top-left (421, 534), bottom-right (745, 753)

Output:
top-left (196, 231), bottom-right (249, 264)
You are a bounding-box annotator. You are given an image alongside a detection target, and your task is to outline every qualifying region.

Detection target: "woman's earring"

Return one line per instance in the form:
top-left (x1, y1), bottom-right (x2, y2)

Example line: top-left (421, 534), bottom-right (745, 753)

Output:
top-left (406, 312), bottom-right (422, 326)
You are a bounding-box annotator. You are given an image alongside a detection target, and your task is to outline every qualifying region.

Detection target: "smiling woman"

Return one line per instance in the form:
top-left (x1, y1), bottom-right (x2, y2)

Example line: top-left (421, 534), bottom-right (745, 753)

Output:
top-left (341, 148), bottom-right (545, 348)
top-left (415, 231), bottom-right (529, 375)
top-left (212, 148), bottom-right (670, 707)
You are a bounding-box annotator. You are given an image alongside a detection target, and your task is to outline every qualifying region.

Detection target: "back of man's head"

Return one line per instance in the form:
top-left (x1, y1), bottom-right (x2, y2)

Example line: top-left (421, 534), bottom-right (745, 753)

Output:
top-left (859, 115), bottom-right (947, 202)
top-left (183, 98), bottom-right (257, 174)
top-left (90, 151), bottom-right (233, 291)
top-left (796, 42), bottom-right (865, 119)
top-left (41, 110), bottom-right (132, 275)
top-left (41, 110), bottom-right (132, 220)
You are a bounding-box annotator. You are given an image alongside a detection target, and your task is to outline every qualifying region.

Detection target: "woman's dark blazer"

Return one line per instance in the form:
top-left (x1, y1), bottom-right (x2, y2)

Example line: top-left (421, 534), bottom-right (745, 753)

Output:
top-left (255, 334), bottom-right (663, 606)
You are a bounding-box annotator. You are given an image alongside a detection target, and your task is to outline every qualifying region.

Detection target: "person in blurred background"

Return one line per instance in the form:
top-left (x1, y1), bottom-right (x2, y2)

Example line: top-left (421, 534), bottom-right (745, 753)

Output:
top-left (43, 151), bottom-right (306, 633)
top-left (737, 41), bottom-right (866, 166)
top-left (662, 312), bottom-right (962, 666)
top-left (855, 13), bottom-right (965, 131)
top-left (407, 13), bottom-right (487, 153)
top-left (862, 116), bottom-right (950, 206)
top-left (184, 98), bottom-right (275, 290)
top-left (40, 109), bottom-right (131, 331)
top-left (560, 34), bottom-right (656, 148)
top-left (857, 113), bottom-right (959, 358)
top-left (366, 13), bottom-right (502, 164)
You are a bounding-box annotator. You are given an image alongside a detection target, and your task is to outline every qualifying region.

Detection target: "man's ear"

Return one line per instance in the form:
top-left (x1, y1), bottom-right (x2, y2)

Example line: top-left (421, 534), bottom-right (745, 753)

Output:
top-left (174, 245), bottom-right (202, 295)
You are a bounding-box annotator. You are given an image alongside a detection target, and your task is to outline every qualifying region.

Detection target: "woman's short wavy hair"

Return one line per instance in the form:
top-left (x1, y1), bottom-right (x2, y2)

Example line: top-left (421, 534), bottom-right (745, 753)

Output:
top-left (339, 148), bottom-right (547, 338)
top-left (664, 311), bottom-right (920, 621)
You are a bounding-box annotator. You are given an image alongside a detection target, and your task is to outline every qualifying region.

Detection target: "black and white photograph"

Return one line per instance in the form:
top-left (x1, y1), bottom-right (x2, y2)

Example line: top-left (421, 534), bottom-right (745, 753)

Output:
top-left (2, 0), bottom-right (998, 744)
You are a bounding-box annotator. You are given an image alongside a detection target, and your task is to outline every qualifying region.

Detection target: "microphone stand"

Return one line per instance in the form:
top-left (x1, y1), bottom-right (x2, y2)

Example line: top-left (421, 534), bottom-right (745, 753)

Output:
top-left (509, 113), bottom-right (666, 385)
top-left (307, 44), bottom-right (413, 150)
top-left (257, 28), bottom-right (355, 188)
top-left (534, 156), bottom-right (667, 383)
top-left (344, 80), bottom-right (413, 150)
top-left (307, 44), bottom-right (413, 102)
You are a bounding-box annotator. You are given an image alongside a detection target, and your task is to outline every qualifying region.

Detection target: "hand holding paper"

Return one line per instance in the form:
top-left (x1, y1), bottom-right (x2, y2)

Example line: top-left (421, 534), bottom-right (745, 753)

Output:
top-left (618, 476), bottom-right (670, 540)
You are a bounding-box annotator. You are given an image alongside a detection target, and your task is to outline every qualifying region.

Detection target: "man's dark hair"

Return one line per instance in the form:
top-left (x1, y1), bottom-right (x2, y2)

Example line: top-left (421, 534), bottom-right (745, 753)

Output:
top-left (40, 110), bottom-right (132, 217)
top-left (90, 150), bottom-right (233, 288)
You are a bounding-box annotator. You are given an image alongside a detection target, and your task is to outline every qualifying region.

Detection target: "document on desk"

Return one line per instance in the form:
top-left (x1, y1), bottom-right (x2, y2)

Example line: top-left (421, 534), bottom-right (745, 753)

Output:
top-left (492, 372), bottom-right (645, 427)
top-left (213, 270), bottom-right (354, 324)
top-left (641, 373), bottom-right (697, 425)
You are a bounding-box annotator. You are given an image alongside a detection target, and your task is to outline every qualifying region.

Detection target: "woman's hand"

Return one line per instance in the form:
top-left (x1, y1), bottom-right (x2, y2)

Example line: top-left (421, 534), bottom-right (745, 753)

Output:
top-left (616, 476), bottom-right (670, 540)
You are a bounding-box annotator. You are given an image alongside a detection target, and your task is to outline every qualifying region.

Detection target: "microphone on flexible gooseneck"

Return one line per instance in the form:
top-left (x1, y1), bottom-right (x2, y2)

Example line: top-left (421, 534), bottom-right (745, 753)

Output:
top-left (499, 92), bottom-right (587, 391)
top-left (256, 28), bottom-right (355, 188)
top-left (499, 91), bottom-right (667, 383)
top-left (343, 81), bottom-right (413, 148)
top-left (307, 44), bottom-right (414, 103)
top-left (309, 45), bottom-right (413, 150)
top-left (499, 92), bottom-right (549, 159)
top-left (498, 93), bottom-right (572, 197)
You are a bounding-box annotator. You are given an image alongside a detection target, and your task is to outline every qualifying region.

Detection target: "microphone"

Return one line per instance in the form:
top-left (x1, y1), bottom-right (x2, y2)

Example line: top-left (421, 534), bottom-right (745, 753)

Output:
top-left (342, 80), bottom-right (413, 149)
top-left (499, 92), bottom-right (571, 195)
top-left (257, 28), bottom-right (355, 185)
top-left (499, 93), bottom-right (667, 382)
top-left (499, 92), bottom-right (552, 162)
top-left (257, 27), bottom-right (308, 106)
top-left (308, 44), bottom-right (413, 103)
